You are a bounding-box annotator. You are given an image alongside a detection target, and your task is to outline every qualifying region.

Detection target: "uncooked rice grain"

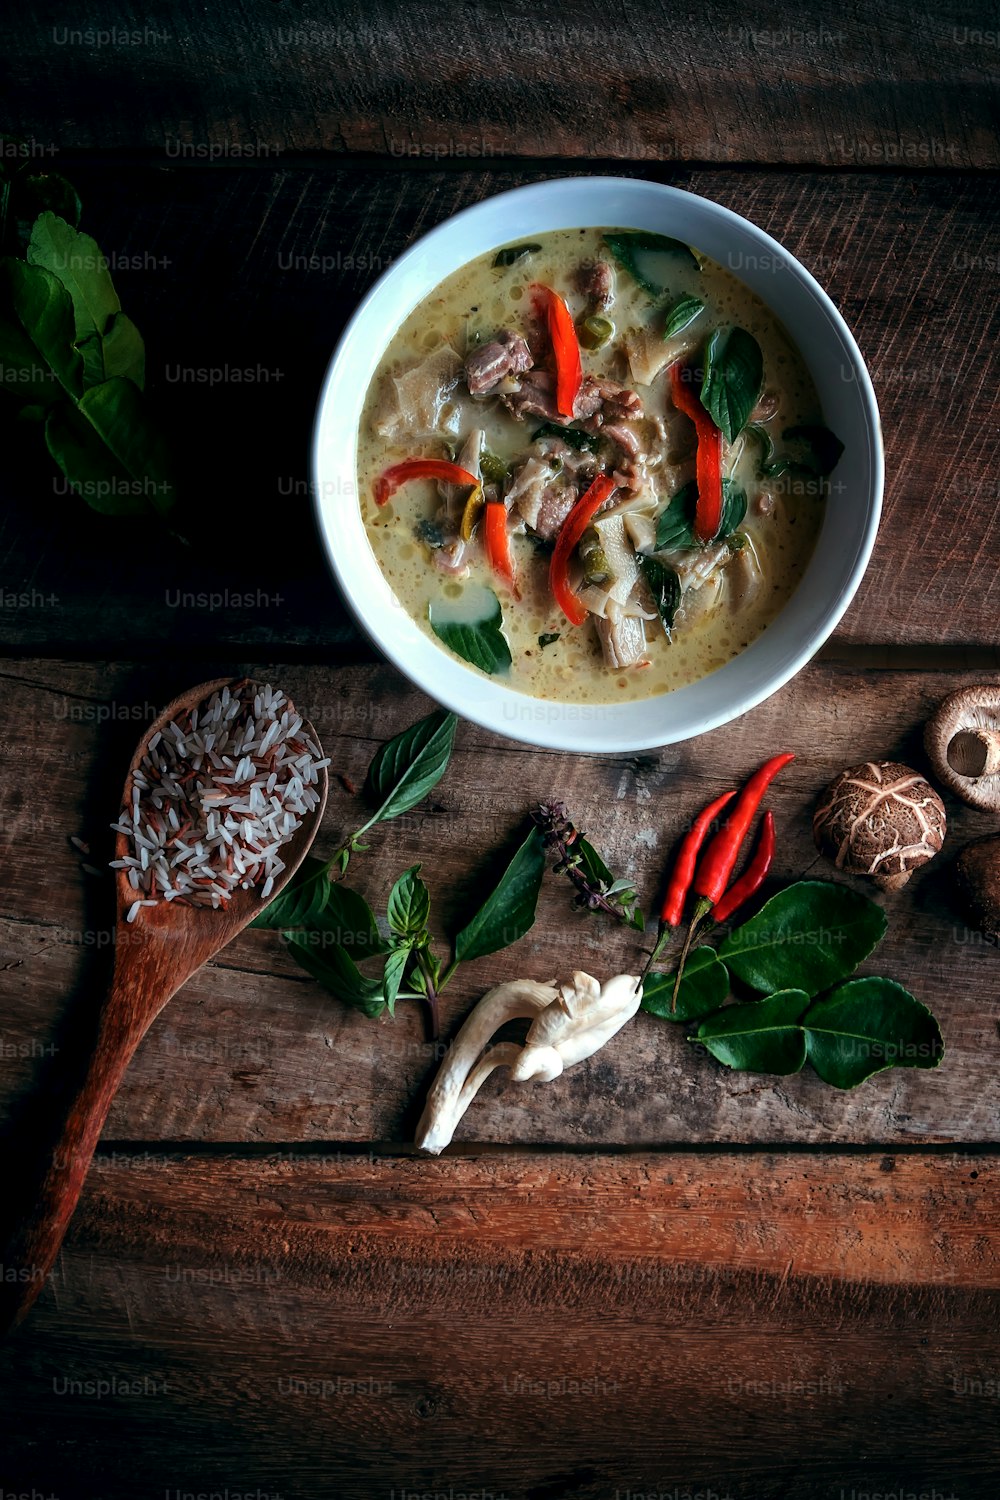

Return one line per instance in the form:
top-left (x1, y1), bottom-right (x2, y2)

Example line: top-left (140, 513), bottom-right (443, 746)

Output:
top-left (111, 682), bottom-right (328, 913)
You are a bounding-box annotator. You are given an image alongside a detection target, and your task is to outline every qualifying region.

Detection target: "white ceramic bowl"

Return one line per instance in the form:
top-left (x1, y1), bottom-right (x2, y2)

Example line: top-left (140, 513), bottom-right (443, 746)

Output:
top-left (312, 176), bottom-right (882, 752)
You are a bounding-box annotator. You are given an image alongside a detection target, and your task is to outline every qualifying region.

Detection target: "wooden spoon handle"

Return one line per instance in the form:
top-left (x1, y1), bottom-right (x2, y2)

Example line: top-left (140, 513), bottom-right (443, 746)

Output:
top-left (0, 998), bottom-right (147, 1333)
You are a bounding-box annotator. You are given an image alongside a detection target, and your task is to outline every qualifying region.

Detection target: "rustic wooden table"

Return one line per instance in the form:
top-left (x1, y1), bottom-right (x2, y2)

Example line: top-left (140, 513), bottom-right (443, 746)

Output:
top-left (1, 5), bottom-right (998, 1497)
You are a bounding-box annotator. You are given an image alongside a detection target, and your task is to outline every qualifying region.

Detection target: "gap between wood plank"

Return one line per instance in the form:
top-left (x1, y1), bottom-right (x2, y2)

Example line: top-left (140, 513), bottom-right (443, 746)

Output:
top-left (91, 1139), bottom-right (1000, 1159)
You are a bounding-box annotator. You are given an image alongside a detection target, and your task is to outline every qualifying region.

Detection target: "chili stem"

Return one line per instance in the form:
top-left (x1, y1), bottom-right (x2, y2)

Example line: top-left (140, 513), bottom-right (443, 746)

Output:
top-left (670, 899), bottom-right (711, 1012)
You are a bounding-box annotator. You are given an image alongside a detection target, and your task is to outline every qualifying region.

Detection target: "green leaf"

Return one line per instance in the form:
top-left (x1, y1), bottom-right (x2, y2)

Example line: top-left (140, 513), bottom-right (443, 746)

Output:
top-left (382, 947), bottom-right (410, 1017)
top-left (5, 169), bottom-right (81, 253)
top-left (80, 317), bottom-right (147, 392)
top-left (45, 377), bottom-right (176, 515)
top-left (312, 884), bottom-right (387, 959)
top-left (746, 422), bottom-right (774, 467)
top-left (0, 312), bottom-right (61, 405)
top-left (454, 826), bottom-right (546, 965)
top-left (603, 231), bottom-right (699, 294)
top-left (363, 708), bottom-right (457, 826)
top-left (99, 312), bottom-right (145, 389)
top-left (531, 422), bottom-right (601, 453)
top-left (429, 589), bottom-right (512, 675)
top-left (719, 479), bottom-right (747, 536)
top-left (1, 258), bottom-right (82, 399)
top-left (574, 836), bottom-right (643, 930)
top-left (575, 836), bottom-right (614, 888)
top-left (493, 242), bottom-right (541, 267)
top-left (638, 554), bottom-right (681, 636)
top-left (700, 326), bottom-right (764, 443)
top-left (695, 989), bottom-right (809, 1075)
top-left (803, 978), bottom-right (943, 1089)
top-left (251, 854), bottom-right (330, 929)
top-left (655, 482), bottom-right (697, 550)
top-left (27, 211), bottom-right (120, 340)
top-left (718, 880), bottom-right (888, 998)
top-left (655, 479), bottom-right (745, 552)
top-left (282, 934), bottom-right (385, 1018)
top-left (538, 632), bottom-right (560, 648)
top-left (780, 424), bottom-right (845, 477)
top-left (642, 947), bottom-right (731, 1023)
top-left (387, 865), bottom-right (431, 939)
top-left (663, 295), bottom-right (704, 340)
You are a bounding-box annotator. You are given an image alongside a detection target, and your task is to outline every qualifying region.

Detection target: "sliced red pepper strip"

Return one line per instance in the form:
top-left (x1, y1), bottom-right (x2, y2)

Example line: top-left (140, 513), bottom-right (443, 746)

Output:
top-left (484, 500), bottom-right (518, 596)
top-left (669, 361), bottom-right (723, 543)
top-left (710, 810), bottom-right (775, 926)
top-left (549, 474), bottom-right (617, 626)
top-left (374, 458), bottom-right (479, 508)
top-left (533, 284), bottom-right (582, 420)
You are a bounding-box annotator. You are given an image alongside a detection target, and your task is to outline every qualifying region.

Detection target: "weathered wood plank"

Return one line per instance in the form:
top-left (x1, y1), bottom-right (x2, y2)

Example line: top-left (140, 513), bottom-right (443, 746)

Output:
top-left (1, 659), bottom-right (997, 1147)
top-left (5, 1), bottom-right (997, 165)
top-left (1, 1153), bottom-right (997, 1499)
top-left (0, 167), bottom-right (996, 652)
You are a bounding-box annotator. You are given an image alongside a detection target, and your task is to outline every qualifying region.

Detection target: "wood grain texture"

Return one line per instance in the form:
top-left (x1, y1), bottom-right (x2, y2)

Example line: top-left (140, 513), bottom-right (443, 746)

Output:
top-left (5, 0), bottom-right (997, 165)
top-left (1, 659), bottom-right (998, 1148)
top-left (0, 1152), bottom-right (997, 1499)
top-left (0, 165), bottom-right (997, 653)
top-left (0, 676), bottom-right (329, 1328)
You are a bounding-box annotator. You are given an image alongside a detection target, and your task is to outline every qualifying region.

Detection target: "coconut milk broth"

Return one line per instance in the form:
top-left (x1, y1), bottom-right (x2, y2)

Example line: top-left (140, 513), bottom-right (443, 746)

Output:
top-left (357, 227), bottom-right (825, 705)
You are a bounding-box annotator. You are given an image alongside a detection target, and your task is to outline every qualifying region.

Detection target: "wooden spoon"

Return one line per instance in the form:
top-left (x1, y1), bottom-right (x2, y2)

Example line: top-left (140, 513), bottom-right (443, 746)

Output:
top-left (0, 676), bottom-right (328, 1332)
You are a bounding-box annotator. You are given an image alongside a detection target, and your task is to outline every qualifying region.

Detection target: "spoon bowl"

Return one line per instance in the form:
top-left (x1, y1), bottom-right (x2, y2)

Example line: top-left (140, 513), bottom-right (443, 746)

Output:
top-left (1, 676), bottom-right (328, 1332)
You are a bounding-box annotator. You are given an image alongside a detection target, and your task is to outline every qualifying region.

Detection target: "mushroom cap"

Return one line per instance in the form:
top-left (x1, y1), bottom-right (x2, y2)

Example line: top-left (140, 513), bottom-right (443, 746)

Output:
top-left (925, 686), bottom-right (1000, 811)
top-left (952, 834), bottom-right (1000, 945)
top-left (813, 761), bottom-right (946, 890)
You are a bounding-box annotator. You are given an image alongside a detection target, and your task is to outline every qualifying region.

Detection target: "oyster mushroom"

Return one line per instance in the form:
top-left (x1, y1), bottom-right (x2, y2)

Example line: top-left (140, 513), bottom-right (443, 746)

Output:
top-left (415, 971), bottom-right (642, 1155)
top-left (813, 761), bottom-right (947, 891)
top-left (924, 686), bottom-right (1000, 811)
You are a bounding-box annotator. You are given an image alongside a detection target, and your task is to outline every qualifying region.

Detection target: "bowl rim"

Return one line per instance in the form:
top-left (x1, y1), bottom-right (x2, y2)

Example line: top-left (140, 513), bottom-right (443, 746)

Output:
top-left (311, 174), bottom-right (883, 752)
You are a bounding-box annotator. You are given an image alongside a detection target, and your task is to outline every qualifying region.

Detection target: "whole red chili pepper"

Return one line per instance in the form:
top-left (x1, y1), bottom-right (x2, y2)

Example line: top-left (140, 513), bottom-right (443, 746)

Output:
top-left (662, 788), bottom-right (739, 928)
top-left (710, 810), bottom-right (775, 926)
top-left (635, 787), bottom-right (737, 991)
top-left (669, 752), bottom-right (793, 1012)
top-left (692, 752), bottom-right (794, 911)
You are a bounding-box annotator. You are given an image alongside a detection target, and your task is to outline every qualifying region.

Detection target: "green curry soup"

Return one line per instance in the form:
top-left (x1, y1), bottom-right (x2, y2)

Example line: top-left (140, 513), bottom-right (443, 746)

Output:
top-left (357, 227), bottom-right (836, 705)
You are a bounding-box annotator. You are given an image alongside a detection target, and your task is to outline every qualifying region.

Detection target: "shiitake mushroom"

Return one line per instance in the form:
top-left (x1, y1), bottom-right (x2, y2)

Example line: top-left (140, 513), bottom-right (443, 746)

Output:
top-left (952, 836), bottom-right (1000, 946)
top-left (813, 761), bottom-right (947, 890)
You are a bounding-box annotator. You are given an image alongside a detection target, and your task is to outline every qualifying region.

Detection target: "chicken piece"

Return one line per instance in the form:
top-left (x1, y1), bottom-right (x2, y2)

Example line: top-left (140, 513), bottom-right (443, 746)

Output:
top-left (575, 259), bottom-right (615, 309)
top-left (581, 376), bottom-right (644, 426)
top-left (501, 369), bottom-right (562, 423)
top-left (433, 539), bottom-right (470, 578)
top-left (507, 455), bottom-right (578, 540)
top-left (661, 542), bottom-right (731, 592)
top-left (465, 331), bottom-right (533, 396)
top-left (532, 434), bottom-right (598, 484)
top-left (503, 371), bottom-right (643, 427)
